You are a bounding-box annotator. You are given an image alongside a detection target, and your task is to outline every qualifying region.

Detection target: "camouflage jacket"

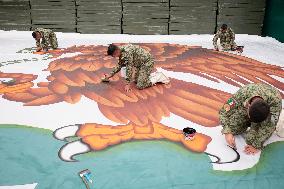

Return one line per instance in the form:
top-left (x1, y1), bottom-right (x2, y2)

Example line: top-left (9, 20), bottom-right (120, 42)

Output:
top-left (219, 83), bottom-right (282, 149)
top-left (34, 28), bottom-right (54, 49)
top-left (213, 27), bottom-right (236, 50)
top-left (109, 44), bottom-right (153, 83)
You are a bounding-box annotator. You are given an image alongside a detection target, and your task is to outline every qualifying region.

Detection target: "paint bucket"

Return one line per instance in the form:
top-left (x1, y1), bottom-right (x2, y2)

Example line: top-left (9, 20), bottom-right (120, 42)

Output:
top-left (183, 127), bottom-right (196, 140)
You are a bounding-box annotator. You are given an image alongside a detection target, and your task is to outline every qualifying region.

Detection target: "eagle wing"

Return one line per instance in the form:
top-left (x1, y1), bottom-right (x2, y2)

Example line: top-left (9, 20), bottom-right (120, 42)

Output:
top-left (3, 44), bottom-right (283, 127)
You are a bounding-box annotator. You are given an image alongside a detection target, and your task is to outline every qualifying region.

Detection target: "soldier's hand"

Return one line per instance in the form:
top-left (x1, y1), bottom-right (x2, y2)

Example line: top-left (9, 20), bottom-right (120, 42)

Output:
top-left (124, 84), bottom-right (131, 92)
top-left (225, 133), bottom-right (236, 149)
top-left (244, 145), bottom-right (259, 155)
top-left (101, 74), bottom-right (110, 82)
top-left (36, 47), bottom-right (42, 52)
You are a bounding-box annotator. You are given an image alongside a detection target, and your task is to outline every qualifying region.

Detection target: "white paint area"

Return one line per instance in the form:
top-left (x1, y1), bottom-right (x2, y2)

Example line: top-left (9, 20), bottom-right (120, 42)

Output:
top-left (0, 96), bottom-right (118, 131)
top-left (0, 30), bottom-right (284, 177)
top-left (0, 183), bottom-right (37, 189)
top-left (53, 124), bottom-right (80, 140)
top-left (59, 140), bottom-right (91, 162)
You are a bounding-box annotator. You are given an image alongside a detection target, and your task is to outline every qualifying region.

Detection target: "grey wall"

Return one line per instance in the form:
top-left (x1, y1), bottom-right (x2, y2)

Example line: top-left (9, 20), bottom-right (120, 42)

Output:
top-left (0, 0), bottom-right (266, 35)
top-left (217, 0), bottom-right (266, 35)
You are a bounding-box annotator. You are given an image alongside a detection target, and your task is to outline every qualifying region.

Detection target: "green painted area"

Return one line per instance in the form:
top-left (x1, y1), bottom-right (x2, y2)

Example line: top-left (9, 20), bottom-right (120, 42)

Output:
top-left (1, 124), bottom-right (284, 189)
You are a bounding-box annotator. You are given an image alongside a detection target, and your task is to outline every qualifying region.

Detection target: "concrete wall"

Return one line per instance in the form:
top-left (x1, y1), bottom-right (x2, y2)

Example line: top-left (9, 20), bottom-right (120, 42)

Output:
top-left (0, 0), bottom-right (266, 35)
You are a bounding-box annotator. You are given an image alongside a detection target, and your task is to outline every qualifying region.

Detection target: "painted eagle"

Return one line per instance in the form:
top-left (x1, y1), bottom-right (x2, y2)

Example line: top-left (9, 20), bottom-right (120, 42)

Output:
top-left (1, 43), bottom-right (283, 161)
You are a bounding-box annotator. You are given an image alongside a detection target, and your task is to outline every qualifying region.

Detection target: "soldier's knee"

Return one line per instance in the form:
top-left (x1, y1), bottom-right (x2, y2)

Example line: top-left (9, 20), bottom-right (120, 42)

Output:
top-left (136, 83), bottom-right (146, 90)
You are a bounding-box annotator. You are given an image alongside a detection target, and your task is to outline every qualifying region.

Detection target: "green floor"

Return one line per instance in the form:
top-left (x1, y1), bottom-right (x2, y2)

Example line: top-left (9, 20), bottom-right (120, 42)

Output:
top-left (1, 124), bottom-right (284, 189)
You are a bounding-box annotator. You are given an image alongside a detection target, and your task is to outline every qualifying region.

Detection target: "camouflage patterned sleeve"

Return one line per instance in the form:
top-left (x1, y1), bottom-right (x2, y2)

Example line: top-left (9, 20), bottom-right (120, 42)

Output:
top-left (41, 32), bottom-right (50, 49)
top-left (125, 64), bottom-right (133, 83)
top-left (245, 84), bottom-right (282, 149)
top-left (213, 31), bottom-right (220, 49)
top-left (228, 29), bottom-right (235, 47)
top-left (245, 119), bottom-right (276, 149)
top-left (123, 54), bottom-right (134, 84)
top-left (269, 92), bottom-right (282, 126)
top-left (109, 64), bottom-right (123, 78)
top-left (36, 40), bottom-right (41, 48)
top-left (219, 108), bottom-right (232, 134)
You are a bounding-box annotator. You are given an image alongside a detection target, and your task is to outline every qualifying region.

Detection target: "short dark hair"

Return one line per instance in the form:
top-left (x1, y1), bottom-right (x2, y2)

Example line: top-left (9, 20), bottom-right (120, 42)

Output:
top-left (249, 99), bottom-right (270, 123)
top-left (183, 127), bottom-right (196, 135)
top-left (221, 24), bottom-right (228, 30)
top-left (32, 31), bottom-right (37, 38)
top-left (107, 44), bottom-right (118, 56)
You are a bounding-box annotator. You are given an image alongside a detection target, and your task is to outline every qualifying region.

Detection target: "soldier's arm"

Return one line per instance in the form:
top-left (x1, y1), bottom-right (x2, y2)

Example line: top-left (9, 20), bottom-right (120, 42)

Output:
top-left (269, 93), bottom-right (282, 126)
top-left (219, 109), bottom-right (232, 134)
top-left (219, 108), bottom-right (240, 148)
top-left (36, 40), bottom-right (41, 48)
top-left (229, 29), bottom-right (236, 46)
top-left (245, 120), bottom-right (276, 150)
top-left (125, 64), bottom-right (133, 84)
top-left (213, 31), bottom-right (220, 49)
top-left (109, 64), bottom-right (123, 78)
top-left (41, 32), bottom-right (50, 50)
top-left (123, 54), bottom-right (134, 84)
top-left (246, 91), bottom-right (282, 149)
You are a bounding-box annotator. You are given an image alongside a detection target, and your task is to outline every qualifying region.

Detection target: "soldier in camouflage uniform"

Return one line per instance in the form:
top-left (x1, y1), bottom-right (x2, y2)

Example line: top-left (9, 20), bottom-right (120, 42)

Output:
top-left (219, 83), bottom-right (282, 155)
top-left (213, 24), bottom-right (238, 51)
top-left (32, 28), bottom-right (58, 52)
top-left (102, 44), bottom-right (154, 92)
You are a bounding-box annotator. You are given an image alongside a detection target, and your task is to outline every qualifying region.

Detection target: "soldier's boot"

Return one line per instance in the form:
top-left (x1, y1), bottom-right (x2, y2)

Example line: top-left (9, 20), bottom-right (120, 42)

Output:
top-left (231, 46), bottom-right (244, 53)
top-left (236, 46), bottom-right (244, 53)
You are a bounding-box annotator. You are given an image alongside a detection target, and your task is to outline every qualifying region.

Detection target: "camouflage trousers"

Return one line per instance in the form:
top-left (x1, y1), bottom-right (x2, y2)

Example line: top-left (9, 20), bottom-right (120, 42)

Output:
top-left (134, 58), bottom-right (154, 90)
top-left (49, 32), bottom-right (58, 49)
top-left (219, 42), bottom-right (237, 51)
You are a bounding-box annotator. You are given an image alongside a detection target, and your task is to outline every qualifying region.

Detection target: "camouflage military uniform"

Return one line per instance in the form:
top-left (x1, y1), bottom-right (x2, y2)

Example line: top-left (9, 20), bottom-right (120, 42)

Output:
top-left (213, 27), bottom-right (237, 51)
top-left (109, 44), bottom-right (154, 89)
top-left (34, 28), bottom-right (58, 50)
top-left (219, 83), bottom-right (282, 149)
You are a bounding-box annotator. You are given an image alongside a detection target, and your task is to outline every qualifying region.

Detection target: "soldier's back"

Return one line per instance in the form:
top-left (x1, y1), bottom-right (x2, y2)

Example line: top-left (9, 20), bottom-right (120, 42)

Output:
top-left (234, 83), bottom-right (281, 106)
top-left (34, 28), bottom-right (53, 35)
top-left (123, 44), bottom-right (152, 61)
